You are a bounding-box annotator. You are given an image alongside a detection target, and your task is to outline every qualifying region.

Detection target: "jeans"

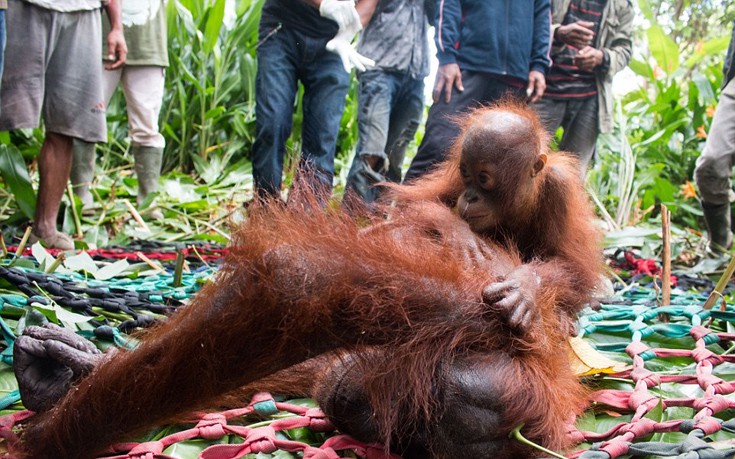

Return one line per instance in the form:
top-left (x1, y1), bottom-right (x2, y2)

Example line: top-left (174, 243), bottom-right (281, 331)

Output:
top-left (533, 96), bottom-right (599, 172)
top-left (405, 71), bottom-right (525, 182)
top-left (695, 78), bottom-right (735, 205)
top-left (0, 9), bottom-right (5, 86)
top-left (345, 70), bottom-right (424, 203)
top-left (251, 21), bottom-right (350, 199)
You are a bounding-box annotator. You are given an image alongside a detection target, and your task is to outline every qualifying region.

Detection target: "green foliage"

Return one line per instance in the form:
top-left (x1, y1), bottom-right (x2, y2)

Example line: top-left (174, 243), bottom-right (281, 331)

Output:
top-left (159, 0), bottom-right (263, 172)
top-left (588, 2), bottom-right (729, 234)
top-left (0, 145), bottom-right (36, 220)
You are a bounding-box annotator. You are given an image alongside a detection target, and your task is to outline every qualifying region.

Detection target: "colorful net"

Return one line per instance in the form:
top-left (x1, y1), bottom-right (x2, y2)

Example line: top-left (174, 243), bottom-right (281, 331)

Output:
top-left (0, 249), bottom-right (733, 458)
top-left (568, 287), bottom-right (735, 459)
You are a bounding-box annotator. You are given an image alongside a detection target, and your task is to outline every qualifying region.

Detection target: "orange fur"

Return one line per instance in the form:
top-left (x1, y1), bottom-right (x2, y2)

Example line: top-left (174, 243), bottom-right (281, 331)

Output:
top-left (14, 103), bottom-right (601, 459)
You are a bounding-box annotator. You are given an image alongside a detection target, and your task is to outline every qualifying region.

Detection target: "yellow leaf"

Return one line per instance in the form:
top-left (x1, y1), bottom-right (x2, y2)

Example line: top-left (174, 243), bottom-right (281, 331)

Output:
top-left (568, 336), bottom-right (628, 376)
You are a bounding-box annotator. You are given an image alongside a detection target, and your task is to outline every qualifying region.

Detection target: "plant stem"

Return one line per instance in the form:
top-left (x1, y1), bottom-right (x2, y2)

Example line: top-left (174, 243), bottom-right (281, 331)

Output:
top-left (509, 424), bottom-right (566, 459)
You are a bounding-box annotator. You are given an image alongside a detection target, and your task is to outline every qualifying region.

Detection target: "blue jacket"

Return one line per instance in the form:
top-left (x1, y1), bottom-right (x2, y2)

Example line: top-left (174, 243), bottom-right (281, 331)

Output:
top-left (435, 0), bottom-right (552, 82)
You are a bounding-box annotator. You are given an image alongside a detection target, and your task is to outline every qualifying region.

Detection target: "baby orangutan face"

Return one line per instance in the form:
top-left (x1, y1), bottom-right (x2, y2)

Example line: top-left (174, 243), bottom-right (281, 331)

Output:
top-left (456, 110), bottom-right (547, 233)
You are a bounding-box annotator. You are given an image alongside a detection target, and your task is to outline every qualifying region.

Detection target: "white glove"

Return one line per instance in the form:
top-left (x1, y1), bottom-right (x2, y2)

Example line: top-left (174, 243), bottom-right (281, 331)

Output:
top-left (319, 0), bottom-right (362, 34)
top-left (326, 31), bottom-right (376, 72)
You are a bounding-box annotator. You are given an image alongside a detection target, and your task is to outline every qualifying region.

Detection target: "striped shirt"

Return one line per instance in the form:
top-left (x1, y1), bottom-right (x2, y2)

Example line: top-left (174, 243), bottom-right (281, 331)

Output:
top-left (545, 0), bottom-right (607, 99)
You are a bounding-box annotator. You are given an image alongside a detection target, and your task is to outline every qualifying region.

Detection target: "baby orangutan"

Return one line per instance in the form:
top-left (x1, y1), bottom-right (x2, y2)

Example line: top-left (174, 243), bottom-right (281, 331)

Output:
top-left (11, 102), bottom-right (603, 459)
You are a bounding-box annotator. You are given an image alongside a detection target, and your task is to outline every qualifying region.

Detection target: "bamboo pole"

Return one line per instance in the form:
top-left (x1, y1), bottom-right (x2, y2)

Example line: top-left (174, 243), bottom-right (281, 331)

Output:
top-left (703, 254), bottom-right (735, 310)
top-left (661, 205), bottom-right (671, 307)
top-left (124, 199), bottom-right (150, 233)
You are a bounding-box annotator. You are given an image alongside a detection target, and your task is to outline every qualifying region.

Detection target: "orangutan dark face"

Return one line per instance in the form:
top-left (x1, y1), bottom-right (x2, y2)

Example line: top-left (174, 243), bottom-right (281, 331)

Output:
top-left (456, 110), bottom-right (547, 233)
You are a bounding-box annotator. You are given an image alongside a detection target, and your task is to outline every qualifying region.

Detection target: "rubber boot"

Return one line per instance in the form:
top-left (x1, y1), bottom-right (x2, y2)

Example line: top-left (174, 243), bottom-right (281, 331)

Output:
top-left (702, 201), bottom-right (733, 255)
top-left (70, 140), bottom-right (96, 211)
top-left (133, 145), bottom-right (164, 220)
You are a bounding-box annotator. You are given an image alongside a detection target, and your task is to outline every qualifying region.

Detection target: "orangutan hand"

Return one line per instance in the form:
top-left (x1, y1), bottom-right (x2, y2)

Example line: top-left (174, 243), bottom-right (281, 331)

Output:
top-left (14, 324), bottom-right (105, 412)
top-left (482, 266), bottom-right (541, 335)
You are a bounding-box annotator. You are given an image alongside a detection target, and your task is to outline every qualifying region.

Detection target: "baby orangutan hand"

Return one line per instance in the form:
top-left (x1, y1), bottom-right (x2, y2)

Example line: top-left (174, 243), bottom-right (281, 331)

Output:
top-left (14, 323), bottom-right (107, 412)
top-left (482, 265), bottom-right (541, 335)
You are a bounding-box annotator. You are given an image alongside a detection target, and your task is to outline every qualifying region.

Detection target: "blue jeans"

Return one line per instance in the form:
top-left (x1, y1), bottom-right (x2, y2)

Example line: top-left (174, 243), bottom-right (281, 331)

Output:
top-left (251, 21), bottom-right (350, 199)
top-left (405, 71), bottom-right (525, 182)
top-left (345, 70), bottom-right (424, 203)
top-left (0, 9), bottom-right (6, 90)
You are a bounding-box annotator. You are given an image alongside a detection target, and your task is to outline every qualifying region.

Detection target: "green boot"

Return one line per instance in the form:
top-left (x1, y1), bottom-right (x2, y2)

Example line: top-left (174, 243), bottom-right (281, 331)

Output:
top-left (702, 201), bottom-right (733, 255)
top-left (132, 145), bottom-right (164, 220)
top-left (70, 139), bottom-right (96, 210)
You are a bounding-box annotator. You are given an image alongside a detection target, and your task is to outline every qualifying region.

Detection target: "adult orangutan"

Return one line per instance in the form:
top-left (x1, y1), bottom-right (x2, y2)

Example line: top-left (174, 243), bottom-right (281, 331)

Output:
top-left (11, 102), bottom-right (603, 459)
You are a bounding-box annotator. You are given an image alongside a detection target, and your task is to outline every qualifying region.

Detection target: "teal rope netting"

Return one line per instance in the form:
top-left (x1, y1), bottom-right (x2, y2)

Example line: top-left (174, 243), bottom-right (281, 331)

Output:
top-left (0, 261), bottom-right (734, 457)
top-left (570, 288), bottom-right (735, 459)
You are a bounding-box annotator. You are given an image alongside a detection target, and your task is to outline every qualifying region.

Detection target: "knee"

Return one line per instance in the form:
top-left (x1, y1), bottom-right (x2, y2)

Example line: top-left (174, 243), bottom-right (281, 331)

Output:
top-left (45, 132), bottom-right (73, 151)
top-left (695, 155), bottom-right (732, 204)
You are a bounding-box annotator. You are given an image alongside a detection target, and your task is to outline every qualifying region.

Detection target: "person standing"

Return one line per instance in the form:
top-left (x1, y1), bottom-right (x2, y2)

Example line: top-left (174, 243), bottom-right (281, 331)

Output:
top-left (693, 21), bottom-right (735, 254)
top-left (403, 0), bottom-right (552, 182)
top-left (250, 0), bottom-right (377, 203)
top-left (533, 0), bottom-right (634, 173)
top-left (70, 0), bottom-right (168, 220)
top-left (343, 0), bottom-right (433, 204)
top-left (0, 0), bottom-right (126, 249)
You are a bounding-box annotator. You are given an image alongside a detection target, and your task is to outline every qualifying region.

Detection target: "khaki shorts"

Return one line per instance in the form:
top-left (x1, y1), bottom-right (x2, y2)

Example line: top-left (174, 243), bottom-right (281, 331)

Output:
top-left (0, 1), bottom-right (107, 142)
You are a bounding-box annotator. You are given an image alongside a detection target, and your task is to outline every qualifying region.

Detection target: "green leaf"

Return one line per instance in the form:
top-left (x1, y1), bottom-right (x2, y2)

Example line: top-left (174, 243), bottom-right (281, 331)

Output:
top-left (162, 439), bottom-right (211, 456)
top-left (203, 0), bottom-right (226, 55)
top-left (0, 367), bottom-right (19, 395)
top-left (647, 25), bottom-right (680, 74)
top-left (684, 35), bottom-right (731, 68)
top-left (0, 144), bottom-right (36, 219)
top-left (628, 58), bottom-right (654, 80)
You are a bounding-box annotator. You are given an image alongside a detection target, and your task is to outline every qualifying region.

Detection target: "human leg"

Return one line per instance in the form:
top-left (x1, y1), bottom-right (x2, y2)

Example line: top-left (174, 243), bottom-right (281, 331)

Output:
top-left (2, 5), bottom-right (104, 248)
top-left (70, 64), bottom-right (122, 208)
top-left (345, 71), bottom-right (396, 203)
top-left (694, 79), bottom-right (735, 252)
top-left (557, 97), bottom-right (599, 171)
top-left (383, 75), bottom-right (424, 184)
top-left (299, 38), bottom-right (350, 201)
top-left (0, 1), bottom-right (48, 130)
top-left (42, 9), bottom-right (106, 143)
top-left (70, 140), bottom-right (96, 209)
top-left (69, 68), bottom-right (122, 209)
top-left (251, 25), bottom-right (300, 199)
top-left (532, 97), bottom-right (566, 139)
top-left (120, 66), bottom-right (166, 218)
top-left (404, 71), bottom-right (489, 182)
top-left (33, 132), bottom-right (74, 250)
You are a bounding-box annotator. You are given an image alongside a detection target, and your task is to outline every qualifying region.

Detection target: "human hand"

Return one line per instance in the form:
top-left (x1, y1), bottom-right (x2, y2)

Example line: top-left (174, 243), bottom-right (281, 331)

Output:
top-left (482, 266), bottom-right (541, 335)
top-left (14, 323), bottom-right (105, 412)
top-left (555, 21), bottom-right (595, 48)
top-left (105, 28), bottom-right (127, 70)
top-left (526, 70), bottom-right (546, 103)
top-left (320, 0), bottom-right (362, 35)
top-left (326, 31), bottom-right (376, 72)
top-left (433, 63), bottom-right (463, 103)
top-left (573, 46), bottom-right (604, 71)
